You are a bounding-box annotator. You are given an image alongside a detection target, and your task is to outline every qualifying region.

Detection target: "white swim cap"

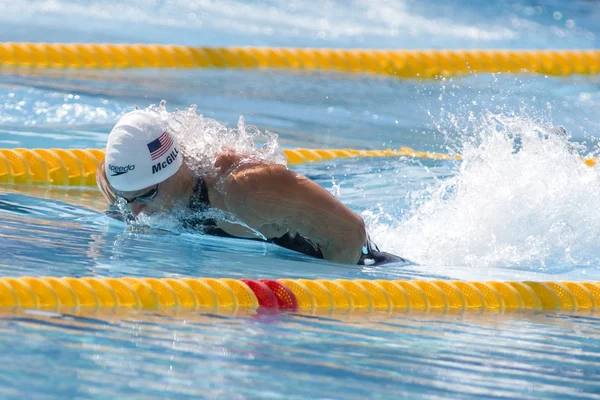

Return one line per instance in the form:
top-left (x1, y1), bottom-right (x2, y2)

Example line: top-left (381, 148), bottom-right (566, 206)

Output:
top-left (105, 110), bottom-right (182, 191)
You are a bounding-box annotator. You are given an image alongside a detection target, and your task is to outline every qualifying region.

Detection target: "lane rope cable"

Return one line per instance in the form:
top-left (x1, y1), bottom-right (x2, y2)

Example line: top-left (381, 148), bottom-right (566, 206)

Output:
top-left (0, 147), bottom-right (459, 186)
top-left (0, 43), bottom-right (598, 78)
top-left (1, 147), bottom-right (596, 187)
top-left (0, 277), bottom-right (598, 314)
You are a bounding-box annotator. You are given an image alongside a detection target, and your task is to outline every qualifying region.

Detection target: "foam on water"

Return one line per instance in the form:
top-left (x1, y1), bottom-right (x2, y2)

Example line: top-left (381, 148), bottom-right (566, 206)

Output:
top-left (0, 0), bottom-right (595, 49)
top-left (370, 110), bottom-right (600, 271)
top-left (0, 87), bottom-right (124, 126)
top-left (0, 0), bottom-right (515, 42)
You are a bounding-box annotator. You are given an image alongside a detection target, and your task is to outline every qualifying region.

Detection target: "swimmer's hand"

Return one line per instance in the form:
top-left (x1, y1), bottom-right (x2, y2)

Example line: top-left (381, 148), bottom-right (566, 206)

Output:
top-left (208, 157), bottom-right (367, 264)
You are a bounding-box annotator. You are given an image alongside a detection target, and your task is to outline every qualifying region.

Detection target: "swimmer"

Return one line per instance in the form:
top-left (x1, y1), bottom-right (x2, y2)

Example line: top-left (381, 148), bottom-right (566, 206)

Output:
top-left (96, 109), bottom-right (408, 266)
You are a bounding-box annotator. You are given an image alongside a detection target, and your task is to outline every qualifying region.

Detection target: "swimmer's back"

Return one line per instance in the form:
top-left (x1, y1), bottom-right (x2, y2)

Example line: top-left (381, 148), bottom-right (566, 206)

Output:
top-left (184, 177), bottom-right (408, 266)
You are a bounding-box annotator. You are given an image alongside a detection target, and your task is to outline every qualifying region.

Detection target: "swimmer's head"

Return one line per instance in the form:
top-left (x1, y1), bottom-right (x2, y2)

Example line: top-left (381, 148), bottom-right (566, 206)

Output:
top-left (105, 110), bottom-right (182, 192)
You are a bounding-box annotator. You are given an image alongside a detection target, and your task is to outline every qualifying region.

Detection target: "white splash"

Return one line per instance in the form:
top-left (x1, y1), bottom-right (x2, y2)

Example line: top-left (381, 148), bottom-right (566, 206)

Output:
top-left (330, 176), bottom-right (341, 198)
top-left (144, 100), bottom-right (286, 178)
top-left (371, 111), bottom-right (600, 270)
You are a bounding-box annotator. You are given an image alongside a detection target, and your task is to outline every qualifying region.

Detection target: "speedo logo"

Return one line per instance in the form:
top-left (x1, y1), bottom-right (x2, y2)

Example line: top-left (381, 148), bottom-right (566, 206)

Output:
top-left (151, 148), bottom-right (179, 174)
top-left (109, 164), bottom-right (135, 176)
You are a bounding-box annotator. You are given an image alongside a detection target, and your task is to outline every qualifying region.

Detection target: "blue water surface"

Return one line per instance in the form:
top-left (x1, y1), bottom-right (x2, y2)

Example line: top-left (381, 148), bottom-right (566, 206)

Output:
top-left (1, 0), bottom-right (600, 398)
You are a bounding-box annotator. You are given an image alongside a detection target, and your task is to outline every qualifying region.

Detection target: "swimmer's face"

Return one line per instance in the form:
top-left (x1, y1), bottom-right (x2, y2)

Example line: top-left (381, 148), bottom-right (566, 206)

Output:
top-left (116, 183), bottom-right (162, 216)
top-left (115, 165), bottom-right (188, 216)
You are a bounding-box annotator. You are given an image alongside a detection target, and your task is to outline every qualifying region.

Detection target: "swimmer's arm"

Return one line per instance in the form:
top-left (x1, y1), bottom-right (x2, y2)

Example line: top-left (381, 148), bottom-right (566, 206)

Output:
top-left (209, 162), bottom-right (367, 264)
top-left (96, 160), bottom-right (118, 206)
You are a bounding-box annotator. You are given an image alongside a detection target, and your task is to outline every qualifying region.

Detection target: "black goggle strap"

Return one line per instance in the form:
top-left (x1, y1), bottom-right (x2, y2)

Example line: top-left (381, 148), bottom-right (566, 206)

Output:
top-left (118, 184), bottom-right (159, 204)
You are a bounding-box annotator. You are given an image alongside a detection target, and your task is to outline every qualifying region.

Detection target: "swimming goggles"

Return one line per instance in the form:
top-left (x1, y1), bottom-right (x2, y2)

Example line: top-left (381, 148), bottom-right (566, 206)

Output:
top-left (118, 183), bottom-right (160, 204)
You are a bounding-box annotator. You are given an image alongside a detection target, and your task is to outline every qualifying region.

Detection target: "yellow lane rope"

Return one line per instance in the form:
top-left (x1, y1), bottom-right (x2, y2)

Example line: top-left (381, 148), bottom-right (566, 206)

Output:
top-left (0, 43), bottom-right (598, 78)
top-left (0, 277), bottom-right (598, 314)
top-left (0, 147), bottom-right (457, 186)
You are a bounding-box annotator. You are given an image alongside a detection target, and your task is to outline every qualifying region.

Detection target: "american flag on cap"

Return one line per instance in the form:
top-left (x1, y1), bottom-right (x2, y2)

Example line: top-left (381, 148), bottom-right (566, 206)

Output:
top-left (147, 130), bottom-right (174, 160)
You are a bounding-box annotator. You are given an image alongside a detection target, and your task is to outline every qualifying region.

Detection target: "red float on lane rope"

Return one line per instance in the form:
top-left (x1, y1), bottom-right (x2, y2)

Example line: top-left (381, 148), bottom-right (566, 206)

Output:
top-left (241, 280), bottom-right (277, 308)
top-left (260, 280), bottom-right (298, 311)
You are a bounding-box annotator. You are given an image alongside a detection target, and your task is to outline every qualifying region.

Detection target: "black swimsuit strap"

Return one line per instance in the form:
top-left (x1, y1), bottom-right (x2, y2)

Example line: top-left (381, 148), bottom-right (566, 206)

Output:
top-left (181, 177), bottom-right (229, 236)
top-left (189, 177), bottom-right (211, 212)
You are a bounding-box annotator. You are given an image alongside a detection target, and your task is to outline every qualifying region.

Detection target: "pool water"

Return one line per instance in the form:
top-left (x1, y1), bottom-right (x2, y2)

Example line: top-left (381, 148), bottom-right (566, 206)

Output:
top-left (2, 0), bottom-right (600, 398)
